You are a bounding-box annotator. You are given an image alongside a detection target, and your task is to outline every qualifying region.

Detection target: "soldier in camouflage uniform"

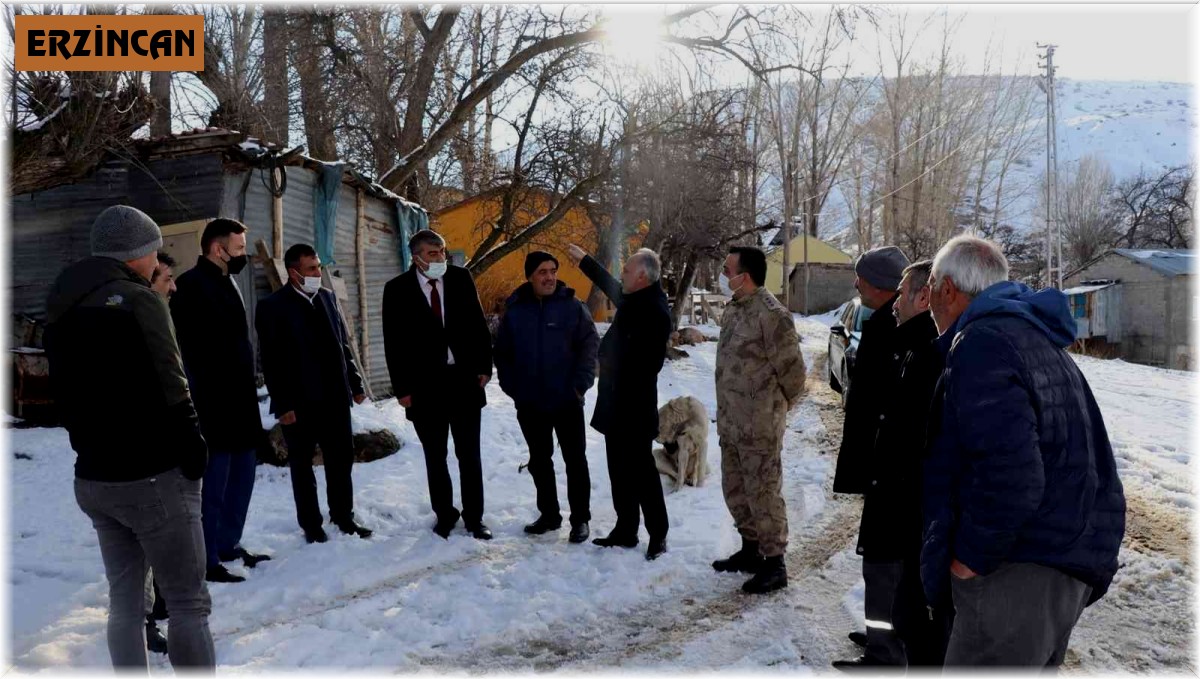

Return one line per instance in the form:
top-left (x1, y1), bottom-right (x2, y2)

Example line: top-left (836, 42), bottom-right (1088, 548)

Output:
top-left (713, 246), bottom-right (807, 594)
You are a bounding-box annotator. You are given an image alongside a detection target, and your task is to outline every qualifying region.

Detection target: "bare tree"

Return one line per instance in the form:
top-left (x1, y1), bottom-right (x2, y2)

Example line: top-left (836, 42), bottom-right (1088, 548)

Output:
top-left (1047, 154), bottom-right (1121, 269)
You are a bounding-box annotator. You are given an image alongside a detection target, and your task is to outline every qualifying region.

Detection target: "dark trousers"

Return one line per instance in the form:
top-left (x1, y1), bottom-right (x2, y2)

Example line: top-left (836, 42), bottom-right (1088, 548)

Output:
top-left (863, 559), bottom-right (907, 665)
top-left (200, 448), bottom-right (257, 567)
top-left (282, 404), bottom-right (356, 531)
top-left (945, 561), bottom-right (1091, 667)
top-left (604, 431), bottom-right (668, 540)
top-left (892, 557), bottom-right (951, 667)
top-left (517, 403), bottom-right (590, 526)
top-left (412, 401), bottom-right (484, 527)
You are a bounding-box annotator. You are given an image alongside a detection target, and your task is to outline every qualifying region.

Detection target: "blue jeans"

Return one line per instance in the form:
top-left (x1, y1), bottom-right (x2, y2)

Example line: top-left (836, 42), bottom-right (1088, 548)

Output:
top-left (75, 468), bottom-right (215, 670)
top-left (201, 449), bottom-right (258, 567)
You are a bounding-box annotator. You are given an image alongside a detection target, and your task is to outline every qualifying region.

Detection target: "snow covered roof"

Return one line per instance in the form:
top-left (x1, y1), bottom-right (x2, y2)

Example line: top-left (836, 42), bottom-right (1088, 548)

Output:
top-left (1062, 281), bottom-right (1118, 296)
top-left (1113, 249), bottom-right (1195, 277)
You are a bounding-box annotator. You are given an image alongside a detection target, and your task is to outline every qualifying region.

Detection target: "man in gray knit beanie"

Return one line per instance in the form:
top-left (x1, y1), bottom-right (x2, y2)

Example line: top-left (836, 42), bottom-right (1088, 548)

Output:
top-left (44, 204), bottom-right (215, 670)
top-left (92, 205), bottom-right (164, 266)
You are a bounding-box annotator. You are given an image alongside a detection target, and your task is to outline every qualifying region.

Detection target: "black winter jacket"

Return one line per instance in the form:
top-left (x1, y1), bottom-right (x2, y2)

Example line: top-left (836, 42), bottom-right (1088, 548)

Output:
top-left (45, 257), bottom-right (207, 481)
top-left (833, 294), bottom-right (902, 494)
top-left (856, 310), bottom-right (940, 561)
top-left (494, 281), bottom-right (599, 413)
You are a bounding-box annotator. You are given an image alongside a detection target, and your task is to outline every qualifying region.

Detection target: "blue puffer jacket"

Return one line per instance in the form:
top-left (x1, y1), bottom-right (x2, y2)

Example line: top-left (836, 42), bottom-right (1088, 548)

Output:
top-left (494, 281), bottom-right (599, 413)
top-left (921, 281), bottom-right (1126, 608)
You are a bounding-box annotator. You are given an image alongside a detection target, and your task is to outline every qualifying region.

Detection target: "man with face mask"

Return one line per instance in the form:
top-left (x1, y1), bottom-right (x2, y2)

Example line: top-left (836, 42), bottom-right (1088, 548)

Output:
top-left (712, 246), bottom-right (807, 594)
top-left (256, 243), bottom-right (371, 544)
top-left (170, 218), bottom-right (270, 583)
top-left (383, 230), bottom-right (495, 541)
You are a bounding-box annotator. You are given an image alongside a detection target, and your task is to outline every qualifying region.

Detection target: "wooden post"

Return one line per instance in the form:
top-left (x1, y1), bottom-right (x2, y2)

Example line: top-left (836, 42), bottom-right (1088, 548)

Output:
top-left (272, 167), bottom-right (284, 258)
top-left (355, 188), bottom-right (370, 388)
top-left (255, 239), bottom-right (287, 291)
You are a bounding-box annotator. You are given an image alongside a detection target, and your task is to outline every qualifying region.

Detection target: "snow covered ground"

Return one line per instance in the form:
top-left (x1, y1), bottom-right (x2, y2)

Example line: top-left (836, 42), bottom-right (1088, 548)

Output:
top-left (7, 317), bottom-right (1194, 672)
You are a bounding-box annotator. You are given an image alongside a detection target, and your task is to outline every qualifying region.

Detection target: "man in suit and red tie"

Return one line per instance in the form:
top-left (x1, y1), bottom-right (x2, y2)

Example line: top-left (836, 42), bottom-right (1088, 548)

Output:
top-left (382, 230), bottom-right (495, 541)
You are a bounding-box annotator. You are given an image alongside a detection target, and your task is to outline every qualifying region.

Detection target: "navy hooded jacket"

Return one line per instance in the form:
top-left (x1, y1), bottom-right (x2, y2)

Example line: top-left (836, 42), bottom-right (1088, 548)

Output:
top-left (921, 281), bottom-right (1126, 608)
top-left (494, 280), bottom-right (599, 413)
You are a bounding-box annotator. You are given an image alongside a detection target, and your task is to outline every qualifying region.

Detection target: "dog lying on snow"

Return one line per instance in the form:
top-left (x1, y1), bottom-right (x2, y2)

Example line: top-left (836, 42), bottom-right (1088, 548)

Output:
top-left (653, 396), bottom-right (710, 490)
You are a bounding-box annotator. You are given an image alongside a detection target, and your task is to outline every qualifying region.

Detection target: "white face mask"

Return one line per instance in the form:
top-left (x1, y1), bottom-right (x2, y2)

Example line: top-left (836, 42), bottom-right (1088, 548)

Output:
top-left (719, 272), bottom-right (744, 297)
top-left (420, 257), bottom-right (447, 280)
top-left (301, 276), bottom-right (322, 294)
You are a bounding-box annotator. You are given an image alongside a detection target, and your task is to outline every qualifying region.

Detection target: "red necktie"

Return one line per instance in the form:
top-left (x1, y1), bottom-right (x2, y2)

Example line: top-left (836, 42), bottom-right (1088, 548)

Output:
top-left (429, 279), bottom-right (443, 324)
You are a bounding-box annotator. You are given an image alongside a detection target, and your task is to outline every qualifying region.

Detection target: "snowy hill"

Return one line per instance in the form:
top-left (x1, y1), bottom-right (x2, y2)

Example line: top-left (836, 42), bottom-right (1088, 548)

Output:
top-left (1055, 79), bottom-right (1193, 179)
top-left (809, 79), bottom-right (1194, 256)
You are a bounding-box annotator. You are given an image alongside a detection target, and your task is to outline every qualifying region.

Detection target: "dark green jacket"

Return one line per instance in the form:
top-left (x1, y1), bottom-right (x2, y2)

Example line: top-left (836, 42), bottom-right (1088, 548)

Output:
top-left (45, 257), bottom-right (207, 481)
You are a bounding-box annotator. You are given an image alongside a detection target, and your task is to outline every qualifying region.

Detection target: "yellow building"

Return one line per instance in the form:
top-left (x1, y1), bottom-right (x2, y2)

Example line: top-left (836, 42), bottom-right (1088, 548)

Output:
top-left (431, 189), bottom-right (605, 315)
top-left (765, 234), bottom-right (854, 296)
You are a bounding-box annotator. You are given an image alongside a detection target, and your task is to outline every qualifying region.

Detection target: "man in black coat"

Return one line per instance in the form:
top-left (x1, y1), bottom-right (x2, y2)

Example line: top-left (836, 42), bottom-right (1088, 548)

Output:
top-left (834, 259), bottom-right (948, 669)
top-left (830, 244), bottom-right (911, 668)
top-left (495, 251), bottom-right (600, 544)
top-left (567, 244), bottom-right (672, 561)
top-left (382, 230), bottom-right (495, 541)
top-left (170, 218), bottom-right (270, 584)
top-left (256, 243), bottom-right (372, 544)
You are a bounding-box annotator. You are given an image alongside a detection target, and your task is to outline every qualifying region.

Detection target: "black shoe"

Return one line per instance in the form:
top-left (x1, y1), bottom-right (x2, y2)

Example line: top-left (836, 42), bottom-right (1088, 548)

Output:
top-left (205, 564), bottom-right (246, 583)
top-left (848, 631), bottom-right (868, 648)
top-left (524, 515), bottom-right (563, 535)
top-left (305, 527), bottom-right (329, 544)
top-left (593, 531), bottom-right (639, 548)
top-left (568, 522), bottom-right (590, 544)
top-left (646, 536), bottom-right (668, 561)
top-left (741, 555), bottom-right (787, 594)
top-left (221, 546), bottom-right (272, 568)
top-left (433, 517), bottom-right (458, 539)
top-left (466, 523), bottom-right (493, 540)
top-left (832, 655), bottom-right (900, 671)
top-left (145, 621), bottom-right (168, 654)
top-left (335, 520), bottom-right (373, 539)
top-left (712, 538), bottom-right (765, 574)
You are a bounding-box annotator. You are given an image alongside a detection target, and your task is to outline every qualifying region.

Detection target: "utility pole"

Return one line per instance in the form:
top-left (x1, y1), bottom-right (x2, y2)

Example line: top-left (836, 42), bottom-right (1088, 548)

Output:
top-left (1037, 44), bottom-right (1061, 289)
top-left (801, 211), bottom-right (809, 315)
top-left (782, 159), bottom-right (793, 305)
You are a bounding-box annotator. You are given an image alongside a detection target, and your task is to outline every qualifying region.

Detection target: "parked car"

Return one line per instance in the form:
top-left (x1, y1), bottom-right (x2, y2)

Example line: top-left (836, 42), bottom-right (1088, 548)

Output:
top-left (827, 297), bottom-right (873, 399)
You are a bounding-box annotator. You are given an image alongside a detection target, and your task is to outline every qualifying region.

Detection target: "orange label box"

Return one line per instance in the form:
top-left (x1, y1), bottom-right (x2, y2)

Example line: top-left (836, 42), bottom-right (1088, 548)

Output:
top-left (15, 14), bottom-right (204, 71)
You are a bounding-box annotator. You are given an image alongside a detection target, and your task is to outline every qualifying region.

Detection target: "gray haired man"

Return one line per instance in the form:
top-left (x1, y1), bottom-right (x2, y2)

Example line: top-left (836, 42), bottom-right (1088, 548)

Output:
top-left (568, 244), bottom-right (673, 561)
top-left (382, 230), bottom-right (495, 541)
top-left (922, 235), bottom-right (1125, 667)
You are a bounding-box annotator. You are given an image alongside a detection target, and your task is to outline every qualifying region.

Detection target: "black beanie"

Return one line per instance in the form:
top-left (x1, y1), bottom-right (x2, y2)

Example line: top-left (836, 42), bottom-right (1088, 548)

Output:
top-left (525, 250), bottom-right (559, 278)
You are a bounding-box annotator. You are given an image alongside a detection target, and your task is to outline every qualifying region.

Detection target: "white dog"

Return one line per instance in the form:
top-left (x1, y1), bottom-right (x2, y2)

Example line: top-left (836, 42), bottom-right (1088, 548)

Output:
top-left (653, 396), bottom-right (710, 490)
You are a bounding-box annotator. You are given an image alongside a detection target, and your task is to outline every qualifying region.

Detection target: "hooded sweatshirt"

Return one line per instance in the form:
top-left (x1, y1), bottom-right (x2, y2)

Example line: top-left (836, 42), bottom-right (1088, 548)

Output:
top-left (920, 281), bottom-right (1126, 608)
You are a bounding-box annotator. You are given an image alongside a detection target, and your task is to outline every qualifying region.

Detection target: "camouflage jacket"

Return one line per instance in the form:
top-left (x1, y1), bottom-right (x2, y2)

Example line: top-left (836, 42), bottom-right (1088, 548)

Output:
top-left (715, 287), bottom-right (807, 444)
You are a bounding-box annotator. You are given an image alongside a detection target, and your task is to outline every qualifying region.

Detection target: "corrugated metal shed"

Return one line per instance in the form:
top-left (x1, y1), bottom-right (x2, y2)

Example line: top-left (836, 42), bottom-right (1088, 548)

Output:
top-left (12, 129), bottom-right (426, 398)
